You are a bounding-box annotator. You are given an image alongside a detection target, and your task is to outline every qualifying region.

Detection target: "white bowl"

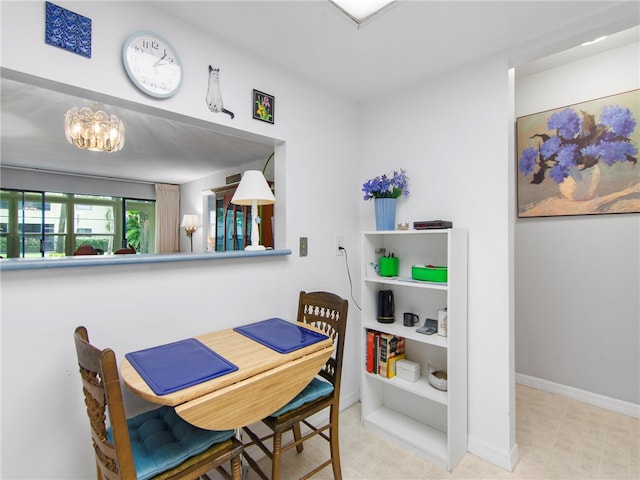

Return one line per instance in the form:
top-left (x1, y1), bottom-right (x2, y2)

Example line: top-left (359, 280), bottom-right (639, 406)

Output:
top-left (427, 364), bottom-right (447, 391)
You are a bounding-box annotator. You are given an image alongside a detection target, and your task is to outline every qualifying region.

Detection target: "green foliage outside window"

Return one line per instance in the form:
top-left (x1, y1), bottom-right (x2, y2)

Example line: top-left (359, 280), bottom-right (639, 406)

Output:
top-left (125, 211), bottom-right (152, 253)
top-left (126, 212), bottom-right (141, 251)
top-left (75, 238), bottom-right (110, 253)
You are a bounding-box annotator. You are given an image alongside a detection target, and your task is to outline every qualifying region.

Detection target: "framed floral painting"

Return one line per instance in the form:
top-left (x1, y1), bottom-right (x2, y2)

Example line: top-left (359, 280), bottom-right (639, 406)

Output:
top-left (253, 90), bottom-right (274, 124)
top-left (516, 89), bottom-right (639, 217)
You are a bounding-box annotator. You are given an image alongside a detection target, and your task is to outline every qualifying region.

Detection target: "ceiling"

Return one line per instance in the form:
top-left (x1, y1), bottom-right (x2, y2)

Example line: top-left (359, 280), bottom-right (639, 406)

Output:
top-left (148, 0), bottom-right (638, 100)
top-left (1, 1), bottom-right (638, 185)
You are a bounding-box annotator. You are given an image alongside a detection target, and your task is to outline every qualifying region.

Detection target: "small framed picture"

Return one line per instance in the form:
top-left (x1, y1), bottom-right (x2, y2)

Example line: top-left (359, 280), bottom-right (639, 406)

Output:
top-left (253, 90), bottom-right (274, 124)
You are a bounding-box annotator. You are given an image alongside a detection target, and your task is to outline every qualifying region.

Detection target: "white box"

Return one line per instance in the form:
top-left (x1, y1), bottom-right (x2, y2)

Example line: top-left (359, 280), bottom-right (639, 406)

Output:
top-left (396, 359), bottom-right (420, 382)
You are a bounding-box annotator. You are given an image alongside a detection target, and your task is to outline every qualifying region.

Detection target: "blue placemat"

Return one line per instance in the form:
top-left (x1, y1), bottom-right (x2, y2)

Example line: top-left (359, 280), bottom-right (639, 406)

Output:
top-left (125, 338), bottom-right (238, 395)
top-left (234, 317), bottom-right (329, 354)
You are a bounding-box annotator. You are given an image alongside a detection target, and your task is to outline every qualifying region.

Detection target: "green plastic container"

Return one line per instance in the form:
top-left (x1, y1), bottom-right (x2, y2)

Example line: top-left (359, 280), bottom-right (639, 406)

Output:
top-left (411, 265), bottom-right (448, 282)
top-left (379, 256), bottom-right (399, 277)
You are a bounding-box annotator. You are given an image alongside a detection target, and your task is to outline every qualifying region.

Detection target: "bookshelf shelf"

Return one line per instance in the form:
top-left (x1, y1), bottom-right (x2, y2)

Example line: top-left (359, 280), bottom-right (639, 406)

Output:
top-left (364, 276), bottom-right (449, 291)
top-left (362, 318), bottom-right (448, 347)
top-left (364, 406), bottom-right (448, 466)
top-left (360, 229), bottom-right (468, 472)
top-left (365, 371), bottom-right (448, 405)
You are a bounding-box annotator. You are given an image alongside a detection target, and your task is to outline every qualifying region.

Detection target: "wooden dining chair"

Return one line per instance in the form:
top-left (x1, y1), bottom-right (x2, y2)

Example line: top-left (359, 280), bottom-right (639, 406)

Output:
top-left (114, 244), bottom-right (136, 254)
top-left (73, 326), bottom-right (243, 480)
top-left (74, 245), bottom-right (98, 255)
top-left (241, 291), bottom-right (349, 480)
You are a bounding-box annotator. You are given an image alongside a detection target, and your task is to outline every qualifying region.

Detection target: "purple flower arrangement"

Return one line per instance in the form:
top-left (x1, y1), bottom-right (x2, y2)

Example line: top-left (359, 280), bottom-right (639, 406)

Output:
top-left (519, 105), bottom-right (637, 184)
top-left (362, 169), bottom-right (409, 200)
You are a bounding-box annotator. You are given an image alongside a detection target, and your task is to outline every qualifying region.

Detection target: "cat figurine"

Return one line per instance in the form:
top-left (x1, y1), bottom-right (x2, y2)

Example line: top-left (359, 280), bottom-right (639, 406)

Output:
top-left (206, 65), bottom-right (234, 119)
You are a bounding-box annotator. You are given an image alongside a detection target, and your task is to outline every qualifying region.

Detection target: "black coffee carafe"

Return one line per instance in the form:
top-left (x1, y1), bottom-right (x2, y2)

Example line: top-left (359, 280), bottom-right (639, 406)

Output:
top-left (377, 289), bottom-right (395, 323)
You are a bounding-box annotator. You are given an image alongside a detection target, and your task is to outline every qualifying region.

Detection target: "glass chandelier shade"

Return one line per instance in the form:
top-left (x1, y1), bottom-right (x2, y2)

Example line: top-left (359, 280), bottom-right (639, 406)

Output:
top-left (64, 103), bottom-right (125, 152)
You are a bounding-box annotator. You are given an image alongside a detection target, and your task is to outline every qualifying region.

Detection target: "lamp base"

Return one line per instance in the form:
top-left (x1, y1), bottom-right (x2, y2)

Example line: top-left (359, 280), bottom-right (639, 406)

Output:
top-left (244, 245), bottom-right (266, 251)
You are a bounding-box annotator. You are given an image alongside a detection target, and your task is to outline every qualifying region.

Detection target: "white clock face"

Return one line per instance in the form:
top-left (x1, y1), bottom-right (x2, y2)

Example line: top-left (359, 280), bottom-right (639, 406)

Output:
top-left (122, 31), bottom-right (182, 98)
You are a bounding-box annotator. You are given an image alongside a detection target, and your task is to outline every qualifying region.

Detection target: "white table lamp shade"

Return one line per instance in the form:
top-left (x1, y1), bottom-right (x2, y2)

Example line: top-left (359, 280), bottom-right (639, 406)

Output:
top-left (180, 214), bottom-right (200, 228)
top-left (231, 170), bottom-right (275, 206)
top-left (230, 170), bottom-right (275, 251)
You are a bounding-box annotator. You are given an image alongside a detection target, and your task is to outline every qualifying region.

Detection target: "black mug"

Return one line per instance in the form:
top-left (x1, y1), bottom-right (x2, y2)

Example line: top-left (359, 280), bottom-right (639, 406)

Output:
top-left (403, 312), bottom-right (419, 327)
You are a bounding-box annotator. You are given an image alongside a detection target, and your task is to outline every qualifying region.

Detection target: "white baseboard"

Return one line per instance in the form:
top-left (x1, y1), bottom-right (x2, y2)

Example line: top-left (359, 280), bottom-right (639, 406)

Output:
top-left (467, 434), bottom-right (519, 472)
top-left (516, 373), bottom-right (640, 419)
top-left (340, 389), bottom-right (360, 411)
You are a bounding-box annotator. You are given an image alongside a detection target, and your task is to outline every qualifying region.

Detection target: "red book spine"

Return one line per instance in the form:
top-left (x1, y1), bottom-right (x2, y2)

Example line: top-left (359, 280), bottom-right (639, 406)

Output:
top-left (366, 330), bottom-right (375, 373)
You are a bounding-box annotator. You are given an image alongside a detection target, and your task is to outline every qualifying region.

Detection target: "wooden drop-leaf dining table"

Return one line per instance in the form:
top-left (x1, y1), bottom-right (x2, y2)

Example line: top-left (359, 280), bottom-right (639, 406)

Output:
top-left (120, 318), bottom-right (334, 431)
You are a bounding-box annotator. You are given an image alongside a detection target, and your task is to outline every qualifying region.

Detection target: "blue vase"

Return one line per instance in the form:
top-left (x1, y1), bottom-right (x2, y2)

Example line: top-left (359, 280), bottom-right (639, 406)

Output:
top-left (374, 198), bottom-right (396, 231)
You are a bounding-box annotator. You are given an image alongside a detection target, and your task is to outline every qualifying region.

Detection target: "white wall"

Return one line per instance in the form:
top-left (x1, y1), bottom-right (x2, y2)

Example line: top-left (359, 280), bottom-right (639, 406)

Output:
top-left (515, 42), bottom-right (640, 407)
top-left (0, 2), bottom-right (360, 479)
top-left (358, 54), bottom-right (517, 469)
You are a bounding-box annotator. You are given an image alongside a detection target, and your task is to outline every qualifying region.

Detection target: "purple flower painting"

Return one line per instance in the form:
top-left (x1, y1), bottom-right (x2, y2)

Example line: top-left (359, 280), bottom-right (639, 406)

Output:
top-left (516, 90), bottom-right (639, 217)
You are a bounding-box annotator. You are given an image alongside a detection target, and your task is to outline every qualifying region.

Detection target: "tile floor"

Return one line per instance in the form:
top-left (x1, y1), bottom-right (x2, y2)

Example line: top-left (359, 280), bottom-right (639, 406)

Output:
top-left (235, 385), bottom-right (639, 479)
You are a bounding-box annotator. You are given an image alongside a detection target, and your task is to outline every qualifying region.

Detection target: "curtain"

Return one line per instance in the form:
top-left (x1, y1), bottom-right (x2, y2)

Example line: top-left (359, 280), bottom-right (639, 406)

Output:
top-left (155, 184), bottom-right (180, 253)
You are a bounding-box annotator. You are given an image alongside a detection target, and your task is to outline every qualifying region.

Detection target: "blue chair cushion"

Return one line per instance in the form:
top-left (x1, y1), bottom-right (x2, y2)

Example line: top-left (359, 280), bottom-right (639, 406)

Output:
top-left (107, 406), bottom-right (234, 480)
top-left (270, 377), bottom-right (334, 417)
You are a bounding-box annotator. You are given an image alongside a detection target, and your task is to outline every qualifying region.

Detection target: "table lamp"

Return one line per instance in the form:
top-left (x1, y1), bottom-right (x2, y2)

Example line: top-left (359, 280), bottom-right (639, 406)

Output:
top-left (180, 214), bottom-right (200, 252)
top-left (231, 170), bottom-right (275, 251)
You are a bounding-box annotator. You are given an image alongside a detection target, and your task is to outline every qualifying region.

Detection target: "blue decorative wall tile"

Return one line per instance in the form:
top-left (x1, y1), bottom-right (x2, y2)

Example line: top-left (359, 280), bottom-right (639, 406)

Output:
top-left (45, 1), bottom-right (92, 58)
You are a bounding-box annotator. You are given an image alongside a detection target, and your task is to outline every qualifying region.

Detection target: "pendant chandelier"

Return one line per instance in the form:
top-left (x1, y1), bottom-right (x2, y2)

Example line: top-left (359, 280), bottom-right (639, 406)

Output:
top-left (64, 102), bottom-right (125, 152)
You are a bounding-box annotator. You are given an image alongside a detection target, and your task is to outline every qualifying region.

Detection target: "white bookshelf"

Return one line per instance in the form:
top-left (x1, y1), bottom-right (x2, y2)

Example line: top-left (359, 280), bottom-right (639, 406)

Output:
top-left (364, 407), bottom-right (448, 465)
top-left (360, 229), bottom-right (468, 471)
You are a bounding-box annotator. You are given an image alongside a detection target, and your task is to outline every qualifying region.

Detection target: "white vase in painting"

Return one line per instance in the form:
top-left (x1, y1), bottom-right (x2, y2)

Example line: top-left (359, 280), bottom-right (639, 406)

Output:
top-left (558, 164), bottom-right (601, 201)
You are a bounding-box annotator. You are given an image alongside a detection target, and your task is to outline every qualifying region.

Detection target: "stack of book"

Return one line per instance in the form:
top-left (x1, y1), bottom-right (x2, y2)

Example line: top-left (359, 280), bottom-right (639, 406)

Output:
top-left (366, 329), bottom-right (405, 378)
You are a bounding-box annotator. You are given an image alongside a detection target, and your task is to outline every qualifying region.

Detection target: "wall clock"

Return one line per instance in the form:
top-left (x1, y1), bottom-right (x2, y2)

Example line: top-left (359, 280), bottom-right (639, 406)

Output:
top-left (122, 31), bottom-right (182, 98)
